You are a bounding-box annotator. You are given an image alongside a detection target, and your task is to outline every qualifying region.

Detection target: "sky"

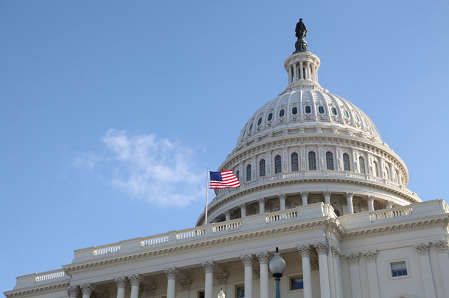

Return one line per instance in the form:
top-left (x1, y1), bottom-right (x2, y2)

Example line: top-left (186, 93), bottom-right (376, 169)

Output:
top-left (1, 0), bottom-right (448, 293)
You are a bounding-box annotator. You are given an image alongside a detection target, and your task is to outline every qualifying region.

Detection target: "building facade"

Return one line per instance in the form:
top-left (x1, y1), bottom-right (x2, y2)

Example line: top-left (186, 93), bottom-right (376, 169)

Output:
top-left (5, 21), bottom-right (449, 298)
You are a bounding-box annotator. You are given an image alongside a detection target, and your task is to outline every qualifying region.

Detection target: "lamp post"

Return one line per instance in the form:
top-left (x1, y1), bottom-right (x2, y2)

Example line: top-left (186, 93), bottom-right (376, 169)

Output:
top-left (218, 288), bottom-right (225, 298)
top-left (268, 247), bottom-right (286, 298)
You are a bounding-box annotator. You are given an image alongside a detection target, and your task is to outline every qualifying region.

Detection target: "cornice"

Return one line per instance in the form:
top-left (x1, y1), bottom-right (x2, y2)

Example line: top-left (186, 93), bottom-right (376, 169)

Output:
top-left (4, 281), bottom-right (69, 298)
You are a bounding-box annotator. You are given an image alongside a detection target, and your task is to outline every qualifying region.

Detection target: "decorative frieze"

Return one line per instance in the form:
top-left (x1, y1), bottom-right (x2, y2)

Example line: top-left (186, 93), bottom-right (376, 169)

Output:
top-left (80, 283), bottom-right (95, 295)
top-left (202, 261), bottom-right (216, 273)
top-left (297, 245), bottom-right (311, 258)
top-left (415, 243), bottom-right (431, 255)
top-left (164, 268), bottom-right (179, 280)
top-left (180, 278), bottom-right (192, 291)
top-left (363, 250), bottom-right (377, 262)
top-left (216, 272), bottom-right (228, 285)
top-left (346, 253), bottom-right (360, 264)
top-left (434, 240), bottom-right (449, 252)
top-left (115, 276), bottom-right (128, 288)
top-left (241, 254), bottom-right (254, 267)
top-left (128, 274), bottom-right (141, 286)
top-left (314, 242), bottom-right (328, 255)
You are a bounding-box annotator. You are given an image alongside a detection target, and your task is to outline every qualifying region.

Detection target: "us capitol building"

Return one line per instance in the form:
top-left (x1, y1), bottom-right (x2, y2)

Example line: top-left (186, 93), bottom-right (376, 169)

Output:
top-left (5, 20), bottom-right (449, 298)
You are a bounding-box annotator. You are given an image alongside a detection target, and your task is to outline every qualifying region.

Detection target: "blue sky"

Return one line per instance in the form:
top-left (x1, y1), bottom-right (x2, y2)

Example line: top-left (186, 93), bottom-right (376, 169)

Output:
top-left (1, 0), bottom-right (448, 293)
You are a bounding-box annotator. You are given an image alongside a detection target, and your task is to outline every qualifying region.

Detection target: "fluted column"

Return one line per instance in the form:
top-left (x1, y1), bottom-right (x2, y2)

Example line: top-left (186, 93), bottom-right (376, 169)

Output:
top-left (298, 245), bottom-right (312, 298)
top-left (293, 63), bottom-right (298, 81)
top-left (289, 65), bottom-right (293, 83)
top-left (240, 203), bottom-right (246, 218)
top-left (279, 194), bottom-right (286, 211)
top-left (67, 286), bottom-right (80, 298)
top-left (115, 277), bottom-right (127, 298)
top-left (256, 252), bottom-right (269, 298)
top-left (300, 62), bottom-right (304, 80)
top-left (415, 243), bottom-right (437, 298)
top-left (346, 253), bottom-right (362, 298)
top-left (301, 191), bottom-right (308, 206)
top-left (165, 268), bottom-right (179, 298)
top-left (129, 274), bottom-right (142, 298)
top-left (364, 251), bottom-right (380, 298)
top-left (434, 241), bottom-right (449, 298)
top-left (258, 198), bottom-right (265, 214)
top-left (306, 62), bottom-right (311, 80)
top-left (315, 242), bottom-right (331, 298)
top-left (225, 210), bottom-right (231, 221)
top-left (202, 261), bottom-right (216, 298)
top-left (346, 192), bottom-right (354, 214)
top-left (80, 283), bottom-right (95, 298)
top-left (332, 248), bottom-right (343, 298)
top-left (367, 196), bottom-right (375, 211)
top-left (323, 191), bottom-right (331, 205)
top-left (241, 254), bottom-right (254, 298)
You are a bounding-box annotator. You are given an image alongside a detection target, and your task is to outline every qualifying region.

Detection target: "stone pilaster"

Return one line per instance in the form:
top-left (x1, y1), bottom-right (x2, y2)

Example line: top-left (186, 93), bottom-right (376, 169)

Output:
top-left (434, 241), bottom-right (449, 298)
top-left (364, 251), bottom-right (380, 298)
top-left (315, 242), bottom-right (330, 298)
top-left (415, 243), bottom-right (437, 298)
top-left (346, 253), bottom-right (362, 298)
top-left (346, 192), bottom-right (354, 214)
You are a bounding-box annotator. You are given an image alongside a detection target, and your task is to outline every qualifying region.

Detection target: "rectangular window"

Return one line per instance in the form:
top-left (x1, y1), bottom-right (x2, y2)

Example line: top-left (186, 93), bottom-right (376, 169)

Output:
top-left (197, 291), bottom-right (205, 298)
top-left (290, 275), bottom-right (304, 290)
top-left (390, 261), bottom-right (408, 277)
top-left (235, 285), bottom-right (245, 297)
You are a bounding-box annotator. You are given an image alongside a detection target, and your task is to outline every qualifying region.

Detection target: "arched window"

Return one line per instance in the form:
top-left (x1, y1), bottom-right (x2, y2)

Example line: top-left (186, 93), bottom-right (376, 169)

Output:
top-left (291, 153), bottom-right (299, 172)
top-left (279, 109), bottom-right (285, 117)
top-left (331, 107), bottom-right (338, 115)
top-left (259, 159), bottom-right (266, 177)
top-left (274, 155), bottom-right (282, 174)
top-left (268, 113), bottom-right (273, 121)
top-left (326, 152), bottom-right (334, 170)
top-left (246, 164), bottom-right (252, 182)
top-left (373, 161), bottom-right (379, 177)
top-left (359, 156), bottom-right (366, 174)
top-left (305, 106), bottom-right (311, 114)
top-left (343, 153), bottom-right (351, 171)
top-left (308, 151), bottom-right (317, 170)
top-left (318, 106), bottom-right (325, 114)
top-left (257, 117), bottom-right (262, 126)
top-left (292, 107), bottom-right (298, 115)
top-left (235, 170), bottom-right (240, 181)
top-left (384, 165), bottom-right (390, 180)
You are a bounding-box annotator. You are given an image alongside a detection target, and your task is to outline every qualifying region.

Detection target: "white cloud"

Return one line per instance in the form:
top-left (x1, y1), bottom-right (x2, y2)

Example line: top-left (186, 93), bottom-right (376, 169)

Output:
top-left (75, 129), bottom-right (205, 207)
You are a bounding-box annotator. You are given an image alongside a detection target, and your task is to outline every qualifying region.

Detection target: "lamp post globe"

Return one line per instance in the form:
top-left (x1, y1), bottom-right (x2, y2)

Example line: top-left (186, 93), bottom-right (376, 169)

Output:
top-left (269, 247), bottom-right (286, 298)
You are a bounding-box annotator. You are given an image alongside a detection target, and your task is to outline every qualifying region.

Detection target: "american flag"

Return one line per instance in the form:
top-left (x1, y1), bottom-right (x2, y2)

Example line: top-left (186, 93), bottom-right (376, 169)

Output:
top-left (209, 170), bottom-right (240, 189)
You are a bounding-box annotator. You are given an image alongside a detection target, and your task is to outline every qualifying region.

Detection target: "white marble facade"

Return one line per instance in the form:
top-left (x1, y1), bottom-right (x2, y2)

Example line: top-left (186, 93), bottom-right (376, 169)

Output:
top-left (5, 24), bottom-right (449, 298)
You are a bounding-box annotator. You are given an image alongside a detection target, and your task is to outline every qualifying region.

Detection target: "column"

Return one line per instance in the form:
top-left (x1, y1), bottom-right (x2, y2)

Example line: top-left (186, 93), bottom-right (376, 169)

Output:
top-left (364, 251), bottom-right (380, 298)
top-left (346, 253), bottom-right (362, 298)
top-left (346, 192), bottom-right (354, 214)
top-left (225, 210), bottom-right (231, 221)
top-left (80, 283), bottom-right (95, 298)
top-left (202, 261), bottom-right (216, 298)
top-left (240, 204), bottom-right (246, 218)
top-left (129, 274), bottom-right (141, 298)
top-left (164, 268), bottom-right (179, 298)
top-left (315, 242), bottom-right (331, 298)
top-left (288, 66), bottom-right (293, 83)
top-left (279, 194), bottom-right (286, 211)
top-left (241, 254), bottom-right (254, 298)
top-left (367, 196), bottom-right (375, 212)
top-left (144, 285), bottom-right (157, 298)
top-left (258, 198), bottom-right (265, 214)
top-left (415, 243), bottom-right (437, 298)
top-left (115, 277), bottom-right (127, 298)
top-left (300, 62), bottom-right (304, 80)
top-left (332, 248), bottom-right (343, 298)
top-left (298, 245), bottom-right (313, 298)
top-left (67, 286), bottom-right (80, 298)
top-left (293, 63), bottom-right (298, 82)
top-left (323, 191), bottom-right (331, 205)
top-left (306, 62), bottom-right (311, 80)
top-left (434, 241), bottom-right (449, 298)
top-left (256, 252), bottom-right (269, 298)
top-left (386, 200), bottom-right (393, 208)
top-left (301, 191), bottom-right (308, 206)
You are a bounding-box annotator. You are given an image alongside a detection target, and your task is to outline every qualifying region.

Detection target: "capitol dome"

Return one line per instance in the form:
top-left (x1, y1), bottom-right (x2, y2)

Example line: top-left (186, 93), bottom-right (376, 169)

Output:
top-left (196, 25), bottom-right (420, 226)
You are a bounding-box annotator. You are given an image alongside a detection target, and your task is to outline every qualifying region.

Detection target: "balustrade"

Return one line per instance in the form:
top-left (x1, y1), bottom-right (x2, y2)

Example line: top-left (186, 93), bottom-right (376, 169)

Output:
top-left (176, 227), bottom-right (206, 240)
top-left (265, 209), bottom-right (298, 223)
top-left (369, 206), bottom-right (412, 221)
top-left (141, 234), bottom-right (170, 247)
top-left (93, 244), bottom-right (121, 256)
top-left (35, 270), bottom-right (65, 282)
top-left (212, 219), bottom-right (242, 232)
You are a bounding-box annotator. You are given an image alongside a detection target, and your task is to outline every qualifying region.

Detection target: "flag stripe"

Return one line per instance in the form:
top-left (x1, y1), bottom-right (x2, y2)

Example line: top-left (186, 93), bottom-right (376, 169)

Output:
top-left (209, 170), bottom-right (240, 189)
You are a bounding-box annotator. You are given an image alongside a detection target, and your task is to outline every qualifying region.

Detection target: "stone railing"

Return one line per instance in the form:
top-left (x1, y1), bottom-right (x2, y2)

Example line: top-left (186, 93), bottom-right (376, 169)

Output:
top-left (212, 219), bottom-right (242, 232)
top-left (266, 209), bottom-right (298, 223)
top-left (35, 269), bottom-right (65, 282)
top-left (141, 233), bottom-right (170, 246)
top-left (176, 227), bottom-right (206, 240)
top-left (93, 243), bottom-right (121, 256)
top-left (369, 206), bottom-right (413, 222)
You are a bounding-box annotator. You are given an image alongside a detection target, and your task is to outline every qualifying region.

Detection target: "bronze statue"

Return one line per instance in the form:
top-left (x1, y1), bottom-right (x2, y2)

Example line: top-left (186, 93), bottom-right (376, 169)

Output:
top-left (295, 18), bottom-right (307, 39)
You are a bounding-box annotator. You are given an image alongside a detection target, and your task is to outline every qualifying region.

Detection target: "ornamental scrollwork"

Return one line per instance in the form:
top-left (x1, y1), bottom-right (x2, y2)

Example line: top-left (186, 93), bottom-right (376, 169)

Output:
top-left (415, 243), bottom-right (431, 255)
top-left (180, 278), bottom-right (192, 291)
top-left (434, 240), bottom-right (449, 252)
top-left (216, 272), bottom-right (228, 285)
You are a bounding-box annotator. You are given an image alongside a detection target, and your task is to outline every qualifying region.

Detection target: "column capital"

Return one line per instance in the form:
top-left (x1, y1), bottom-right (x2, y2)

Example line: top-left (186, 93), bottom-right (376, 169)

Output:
top-left (202, 260), bottom-right (216, 273)
top-left (80, 283), bottom-right (95, 295)
top-left (346, 253), bottom-right (360, 264)
top-left (256, 251), bottom-right (269, 264)
top-left (257, 198), bottom-right (266, 203)
top-left (240, 254), bottom-right (254, 267)
top-left (128, 274), bottom-right (141, 286)
top-left (240, 203), bottom-right (247, 209)
top-left (323, 191), bottom-right (331, 196)
top-left (434, 240), bottom-right (449, 253)
top-left (224, 209), bottom-right (230, 215)
top-left (415, 243), bottom-right (431, 255)
top-left (346, 192), bottom-right (354, 199)
top-left (216, 272), bottom-right (229, 285)
top-left (314, 242), bottom-right (328, 255)
top-left (331, 247), bottom-right (340, 258)
top-left (297, 244), bottom-right (312, 257)
top-left (278, 193), bottom-right (286, 200)
top-left (180, 278), bottom-right (192, 291)
top-left (144, 285), bottom-right (156, 296)
top-left (386, 200), bottom-right (394, 208)
top-left (67, 286), bottom-right (80, 297)
top-left (301, 191), bottom-right (309, 197)
top-left (115, 276), bottom-right (128, 288)
top-left (164, 267), bottom-right (179, 280)
top-left (363, 250), bottom-right (377, 262)
top-left (367, 195), bottom-right (375, 202)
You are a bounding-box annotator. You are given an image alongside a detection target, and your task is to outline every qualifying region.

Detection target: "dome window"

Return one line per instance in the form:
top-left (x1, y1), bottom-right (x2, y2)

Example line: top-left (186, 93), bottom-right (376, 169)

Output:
top-left (305, 106), bottom-right (311, 114)
top-left (331, 107), bottom-right (338, 115)
top-left (279, 109), bottom-right (285, 117)
top-left (355, 114), bottom-right (360, 122)
top-left (318, 106), bottom-right (325, 114)
top-left (268, 113), bottom-right (273, 121)
top-left (291, 153), bottom-right (299, 172)
top-left (326, 152), bottom-right (334, 170)
top-left (343, 153), bottom-right (351, 171)
top-left (359, 156), bottom-right (366, 174)
top-left (246, 164), bottom-right (252, 182)
top-left (249, 123), bottom-right (253, 131)
top-left (259, 159), bottom-right (266, 177)
top-left (257, 117), bottom-right (262, 126)
top-left (343, 109), bottom-right (350, 118)
top-left (292, 107), bottom-right (298, 115)
top-left (308, 151), bottom-right (317, 170)
top-left (274, 155), bottom-right (282, 174)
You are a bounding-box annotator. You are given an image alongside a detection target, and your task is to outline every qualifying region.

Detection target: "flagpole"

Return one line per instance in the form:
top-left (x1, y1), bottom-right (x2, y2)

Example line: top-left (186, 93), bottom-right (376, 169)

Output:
top-left (205, 168), bottom-right (209, 225)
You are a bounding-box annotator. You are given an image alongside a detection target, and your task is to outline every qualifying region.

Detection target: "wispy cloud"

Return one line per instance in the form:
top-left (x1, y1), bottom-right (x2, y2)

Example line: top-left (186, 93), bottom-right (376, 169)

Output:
top-left (74, 129), bottom-right (204, 206)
